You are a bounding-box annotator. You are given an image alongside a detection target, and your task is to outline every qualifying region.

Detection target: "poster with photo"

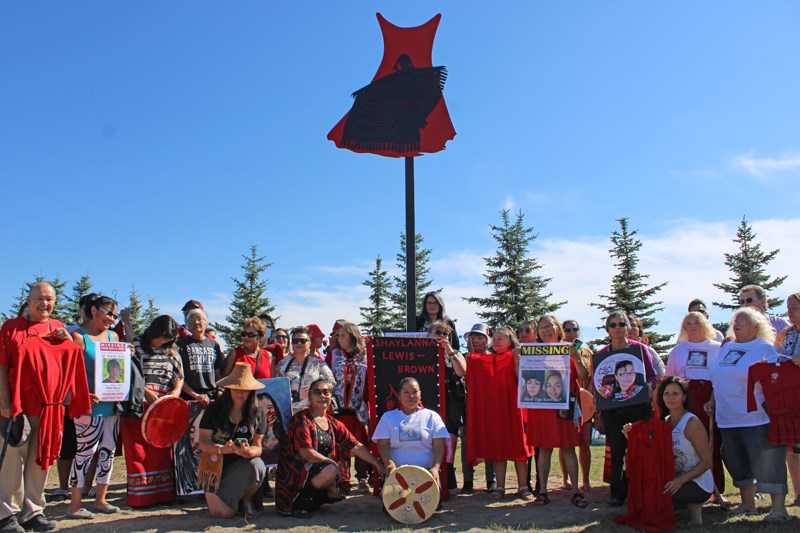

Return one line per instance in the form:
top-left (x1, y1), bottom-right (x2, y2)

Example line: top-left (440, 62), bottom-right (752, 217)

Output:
top-left (592, 347), bottom-right (650, 411)
top-left (256, 377), bottom-right (292, 467)
top-left (518, 343), bottom-right (570, 410)
top-left (95, 342), bottom-right (131, 402)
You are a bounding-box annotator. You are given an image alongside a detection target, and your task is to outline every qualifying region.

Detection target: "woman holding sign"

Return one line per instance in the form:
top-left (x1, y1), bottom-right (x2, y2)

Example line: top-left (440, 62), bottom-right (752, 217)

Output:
top-left (67, 294), bottom-right (122, 519)
top-left (451, 326), bottom-right (533, 500)
top-left (524, 316), bottom-right (589, 507)
top-left (594, 311), bottom-right (657, 508)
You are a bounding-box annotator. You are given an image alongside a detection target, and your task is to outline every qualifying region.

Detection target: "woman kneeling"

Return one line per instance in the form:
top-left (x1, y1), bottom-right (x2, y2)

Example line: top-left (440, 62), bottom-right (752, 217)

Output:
top-left (276, 378), bottom-right (385, 518)
top-left (198, 362), bottom-right (267, 518)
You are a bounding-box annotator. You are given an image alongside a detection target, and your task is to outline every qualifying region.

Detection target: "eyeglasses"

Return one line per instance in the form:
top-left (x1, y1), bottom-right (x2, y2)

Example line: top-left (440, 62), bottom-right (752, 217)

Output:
top-left (608, 322), bottom-right (628, 329)
top-left (563, 327), bottom-right (579, 333)
top-left (310, 389), bottom-right (332, 397)
top-left (241, 331), bottom-right (260, 338)
top-left (739, 296), bottom-right (761, 304)
top-left (99, 308), bottom-right (119, 321)
top-left (291, 338), bottom-right (309, 344)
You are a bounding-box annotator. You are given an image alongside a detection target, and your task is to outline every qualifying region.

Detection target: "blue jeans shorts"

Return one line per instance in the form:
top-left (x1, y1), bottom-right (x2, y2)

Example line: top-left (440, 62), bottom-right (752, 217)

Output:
top-left (719, 423), bottom-right (787, 494)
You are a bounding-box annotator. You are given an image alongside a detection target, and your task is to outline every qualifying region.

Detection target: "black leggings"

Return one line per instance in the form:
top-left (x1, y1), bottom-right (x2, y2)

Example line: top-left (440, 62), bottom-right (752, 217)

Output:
top-left (672, 480), bottom-right (711, 508)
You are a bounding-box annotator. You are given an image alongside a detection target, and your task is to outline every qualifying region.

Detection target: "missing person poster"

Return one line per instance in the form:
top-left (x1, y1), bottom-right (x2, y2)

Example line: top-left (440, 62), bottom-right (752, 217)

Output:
top-left (518, 343), bottom-right (570, 409)
top-left (256, 378), bottom-right (292, 467)
top-left (95, 342), bottom-right (131, 401)
top-left (592, 347), bottom-right (650, 411)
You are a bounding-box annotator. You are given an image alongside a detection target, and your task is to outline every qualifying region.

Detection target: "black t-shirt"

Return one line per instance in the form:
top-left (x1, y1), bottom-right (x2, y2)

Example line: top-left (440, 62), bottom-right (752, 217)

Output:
top-left (178, 336), bottom-right (224, 400)
top-left (199, 399), bottom-right (267, 468)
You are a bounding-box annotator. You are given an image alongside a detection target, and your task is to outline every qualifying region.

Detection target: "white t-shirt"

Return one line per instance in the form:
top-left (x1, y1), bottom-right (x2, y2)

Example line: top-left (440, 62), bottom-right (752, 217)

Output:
top-left (665, 339), bottom-right (721, 381)
top-left (372, 408), bottom-right (449, 469)
top-left (709, 338), bottom-right (775, 428)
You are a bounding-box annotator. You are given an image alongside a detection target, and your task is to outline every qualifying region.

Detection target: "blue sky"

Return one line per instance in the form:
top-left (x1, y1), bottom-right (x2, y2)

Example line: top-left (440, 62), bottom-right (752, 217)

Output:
top-left (2, 1), bottom-right (799, 347)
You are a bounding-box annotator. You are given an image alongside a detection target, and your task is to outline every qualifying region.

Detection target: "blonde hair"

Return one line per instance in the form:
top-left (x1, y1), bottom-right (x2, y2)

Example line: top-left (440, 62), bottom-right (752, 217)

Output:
top-left (492, 325), bottom-right (520, 352)
top-left (676, 311), bottom-right (717, 343)
top-left (243, 316), bottom-right (266, 336)
top-left (726, 307), bottom-right (775, 344)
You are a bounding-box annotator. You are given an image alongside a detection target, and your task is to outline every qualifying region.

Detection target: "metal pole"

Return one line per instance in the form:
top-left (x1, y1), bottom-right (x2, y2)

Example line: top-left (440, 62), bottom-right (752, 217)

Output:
top-left (405, 157), bottom-right (415, 332)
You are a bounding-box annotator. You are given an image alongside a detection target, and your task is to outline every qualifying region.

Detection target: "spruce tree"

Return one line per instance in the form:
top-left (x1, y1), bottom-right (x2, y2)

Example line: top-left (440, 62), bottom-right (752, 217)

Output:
top-left (125, 287), bottom-right (146, 337)
top-left (216, 245), bottom-right (275, 348)
top-left (712, 216), bottom-right (787, 312)
top-left (590, 218), bottom-right (669, 350)
top-left (360, 255), bottom-right (399, 335)
top-left (142, 297), bottom-right (160, 329)
top-left (388, 233), bottom-right (437, 330)
top-left (63, 274), bottom-right (93, 326)
top-left (464, 209), bottom-right (565, 330)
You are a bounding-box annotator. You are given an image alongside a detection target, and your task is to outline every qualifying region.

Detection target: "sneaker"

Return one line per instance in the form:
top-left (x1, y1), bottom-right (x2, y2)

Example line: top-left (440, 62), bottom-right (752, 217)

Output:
top-left (19, 515), bottom-right (55, 532)
top-left (0, 515), bottom-right (24, 533)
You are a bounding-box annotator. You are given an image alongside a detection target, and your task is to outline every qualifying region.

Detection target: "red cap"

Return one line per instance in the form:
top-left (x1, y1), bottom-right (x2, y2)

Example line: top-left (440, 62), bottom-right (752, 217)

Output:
top-left (307, 324), bottom-right (325, 340)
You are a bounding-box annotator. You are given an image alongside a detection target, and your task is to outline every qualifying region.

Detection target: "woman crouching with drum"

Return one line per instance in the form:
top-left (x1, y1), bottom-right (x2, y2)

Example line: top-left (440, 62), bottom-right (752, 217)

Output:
top-left (197, 363), bottom-right (267, 519)
top-left (374, 378), bottom-right (450, 487)
top-left (275, 378), bottom-right (385, 518)
top-left (122, 316), bottom-right (184, 508)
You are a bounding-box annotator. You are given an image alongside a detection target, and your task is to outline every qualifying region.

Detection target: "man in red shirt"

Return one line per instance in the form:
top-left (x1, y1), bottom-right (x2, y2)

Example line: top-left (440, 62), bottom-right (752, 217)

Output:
top-left (1, 281), bottom-right (87, 533)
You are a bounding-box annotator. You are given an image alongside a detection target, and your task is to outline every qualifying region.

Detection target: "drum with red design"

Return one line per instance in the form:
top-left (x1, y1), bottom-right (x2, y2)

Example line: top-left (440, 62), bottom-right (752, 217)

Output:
top-left (381, 464), bottom-right (440, 524)
top-left (141, 395), bottom-right (190, 448)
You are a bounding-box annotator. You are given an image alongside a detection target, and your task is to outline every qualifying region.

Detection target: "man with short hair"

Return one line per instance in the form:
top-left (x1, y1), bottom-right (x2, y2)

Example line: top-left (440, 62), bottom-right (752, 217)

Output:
top-left (0, 282), bottom-right (91, 532)
top-left (687, 299), bottom-right (724, 342)
top-left (738, 285), bottom-right (790, 334)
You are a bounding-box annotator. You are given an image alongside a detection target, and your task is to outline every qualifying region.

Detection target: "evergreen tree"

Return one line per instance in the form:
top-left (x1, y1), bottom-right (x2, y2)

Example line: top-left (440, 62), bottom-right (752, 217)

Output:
top-left (360, 255), bottom-right (399, 335)
top-left (215, 245), bottom-right (275, 348)
top-left (464, 209), bottom-right (565, 330)
top-left (388, 232), bottom-right (437, 330)
top-left (712, 216), bottom-right (787, 312)
top-left (4, 275), bottom-right (68, 322)
top-left (125, 287), bottom-right (146, 337)
top-left (63, 274), bottom-right (93, 326)
top-left (590, 218), bottom-right (670, 350)
top-left (142, 297), bottom-right (160, 329)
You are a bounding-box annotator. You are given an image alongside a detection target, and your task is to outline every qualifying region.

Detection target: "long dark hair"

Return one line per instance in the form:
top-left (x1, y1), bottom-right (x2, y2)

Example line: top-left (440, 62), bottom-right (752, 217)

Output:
top-left (215, 389), bottom-right (261, 436)
top-left (79, 293), bottom-right (117, 324)
top-left (416, 291), bottom-right (447, 324)
top-left (139, 315), bottom-right (182, 379)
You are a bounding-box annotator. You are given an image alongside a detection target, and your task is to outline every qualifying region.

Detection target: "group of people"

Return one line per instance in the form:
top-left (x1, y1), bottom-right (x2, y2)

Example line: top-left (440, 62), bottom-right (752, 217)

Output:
top-left (1, 282), bottom-right (799, 531)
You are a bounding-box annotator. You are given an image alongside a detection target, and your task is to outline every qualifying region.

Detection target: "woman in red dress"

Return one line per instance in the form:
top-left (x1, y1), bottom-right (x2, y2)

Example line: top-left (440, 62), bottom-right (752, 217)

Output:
top-left (452, 326), bottom-right (533, 500)
top-left (222, 317), bottom-right (273, 379)
top-left (525, 316), bottom-right (590, 507)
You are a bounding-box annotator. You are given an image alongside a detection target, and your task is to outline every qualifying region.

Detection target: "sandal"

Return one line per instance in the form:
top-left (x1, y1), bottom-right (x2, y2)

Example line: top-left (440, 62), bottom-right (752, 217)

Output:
top-left (561, 482), bottom-right (572, 490)
top-left (728, 505), bottom-right (757, 516)
top-left (763, 512), bottom-right (791, 522)
top-left (534, 493), bottom-right (550, 505)
top-left (571, 492), bottom-right (589, 508)
top-left (67, 508), bottom-right (95, 520)
top-left (516, 488), bottom-right (535, 502)
top-left (488, 487), bottom-right (506, 500)
top-left (92, 503), bottom-right (119, 514)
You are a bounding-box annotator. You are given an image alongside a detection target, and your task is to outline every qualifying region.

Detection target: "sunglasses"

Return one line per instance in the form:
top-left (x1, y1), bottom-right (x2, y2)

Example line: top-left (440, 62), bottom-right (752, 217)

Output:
top-left (739, 296), bottom-right (760, 304)
top-left (434, 330), bottom-right (447, 336)
top-left (274, 334), bottom-right (288, 340)
top-left (241, 331), bottom-right (260, 338)
top-left (608, 322), bottom-right (629, 329)
top-left (291, 338), bottom-right (309, 344)
top-left (99, 308), bottom-right (119, 321)
top-left (310, 388), bottom-right (332, 396)
top-left (563, 327), bottom-right (579, 333)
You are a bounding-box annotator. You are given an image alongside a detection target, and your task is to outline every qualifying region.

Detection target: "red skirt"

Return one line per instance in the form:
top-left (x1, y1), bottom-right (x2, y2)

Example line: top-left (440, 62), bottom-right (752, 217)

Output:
top-left (122, 414), bottom-right (176, 507)
top-left (526, 408), bottom-right (580, 448)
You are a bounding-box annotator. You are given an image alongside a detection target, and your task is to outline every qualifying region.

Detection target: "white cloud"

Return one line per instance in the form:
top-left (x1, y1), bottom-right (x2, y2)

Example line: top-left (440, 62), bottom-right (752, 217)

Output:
top-left (503, 194), bottom-right (516, 211)
top-left (734, 151), bottom-right (800, 179)
top-left (197, 218), bottom-right (800, 353)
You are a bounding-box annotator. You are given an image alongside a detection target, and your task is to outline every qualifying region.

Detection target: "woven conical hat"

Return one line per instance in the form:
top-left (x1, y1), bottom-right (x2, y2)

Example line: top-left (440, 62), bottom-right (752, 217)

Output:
top-left (381, 464), bottom-right (439, 524)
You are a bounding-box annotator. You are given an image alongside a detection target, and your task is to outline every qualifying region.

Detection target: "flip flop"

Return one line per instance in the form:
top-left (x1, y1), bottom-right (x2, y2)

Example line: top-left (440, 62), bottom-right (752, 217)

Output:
top-left (763, 513), bottom-right (791, 522)
top-left (728, 505), bottom-right (757, 516)
top-left (67, 508), bottom-right (95, 520)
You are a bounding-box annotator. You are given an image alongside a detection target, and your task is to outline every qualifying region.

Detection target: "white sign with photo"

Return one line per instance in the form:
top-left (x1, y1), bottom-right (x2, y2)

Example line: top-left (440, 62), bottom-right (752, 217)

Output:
top-left (95, 342), bottom-right (131, 402)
